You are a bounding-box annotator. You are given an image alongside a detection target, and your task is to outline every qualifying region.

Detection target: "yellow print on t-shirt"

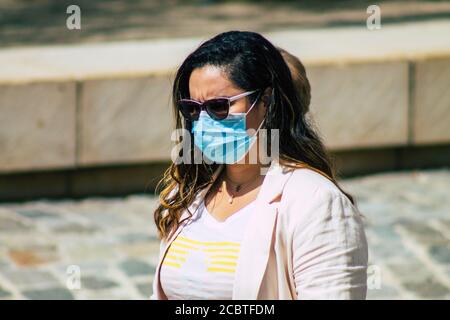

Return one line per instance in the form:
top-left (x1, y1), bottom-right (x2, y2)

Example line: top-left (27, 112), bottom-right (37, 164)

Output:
top-left (162, 236), bottom-right (241, 273)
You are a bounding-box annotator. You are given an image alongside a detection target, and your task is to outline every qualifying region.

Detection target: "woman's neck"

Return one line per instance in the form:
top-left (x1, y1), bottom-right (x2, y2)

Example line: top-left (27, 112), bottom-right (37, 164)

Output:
top-left (224, 163), bottom-right (262, 185)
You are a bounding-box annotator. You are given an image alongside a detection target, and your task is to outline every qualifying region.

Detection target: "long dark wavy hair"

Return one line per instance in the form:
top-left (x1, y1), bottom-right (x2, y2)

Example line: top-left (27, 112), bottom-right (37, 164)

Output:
top-left (154, 31), bottom-right (353, 241)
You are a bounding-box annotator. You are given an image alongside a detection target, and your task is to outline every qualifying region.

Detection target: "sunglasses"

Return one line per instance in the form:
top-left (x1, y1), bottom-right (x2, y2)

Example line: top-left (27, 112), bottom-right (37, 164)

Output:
top-left (178, 89), bottom-right (259, 121)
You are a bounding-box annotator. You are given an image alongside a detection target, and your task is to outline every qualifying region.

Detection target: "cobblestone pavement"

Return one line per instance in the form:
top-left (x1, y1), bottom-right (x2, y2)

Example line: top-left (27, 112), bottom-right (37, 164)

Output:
top-left (0, 169), bottom-right (449, 300)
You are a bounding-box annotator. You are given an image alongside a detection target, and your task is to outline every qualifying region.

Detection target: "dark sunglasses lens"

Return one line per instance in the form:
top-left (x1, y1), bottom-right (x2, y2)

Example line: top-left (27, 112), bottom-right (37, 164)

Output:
top-left (205, 98), bottom-right (229, 120)
top-left (178, 100), bottom-right (201, 120)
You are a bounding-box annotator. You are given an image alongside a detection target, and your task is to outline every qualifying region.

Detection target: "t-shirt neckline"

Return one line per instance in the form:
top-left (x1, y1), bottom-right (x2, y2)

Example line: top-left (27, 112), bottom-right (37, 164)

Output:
top-left (202, 199), bottom-right (255, 227)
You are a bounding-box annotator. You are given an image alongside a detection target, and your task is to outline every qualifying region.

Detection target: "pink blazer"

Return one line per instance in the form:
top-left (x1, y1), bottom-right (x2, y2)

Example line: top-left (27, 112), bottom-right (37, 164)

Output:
top-left (150, 159), bottom-right (368, 300)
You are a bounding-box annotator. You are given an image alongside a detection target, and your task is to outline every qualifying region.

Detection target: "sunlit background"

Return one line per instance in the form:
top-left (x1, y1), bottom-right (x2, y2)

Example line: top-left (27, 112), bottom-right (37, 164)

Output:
top-left (0, 0), bottom-right (449, 300)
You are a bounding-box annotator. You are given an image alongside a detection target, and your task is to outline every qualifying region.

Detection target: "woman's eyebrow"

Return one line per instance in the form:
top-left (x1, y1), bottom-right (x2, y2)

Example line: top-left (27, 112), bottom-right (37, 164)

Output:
top-left (213, 91), bottom-right (239, 98)
top-left (192, 93), bottom-right (232, 101)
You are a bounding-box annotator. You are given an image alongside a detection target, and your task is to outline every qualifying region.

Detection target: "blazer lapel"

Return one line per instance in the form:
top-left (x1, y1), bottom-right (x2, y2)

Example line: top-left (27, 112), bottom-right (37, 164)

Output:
top-left (232, 160), bottom-right (294, 299)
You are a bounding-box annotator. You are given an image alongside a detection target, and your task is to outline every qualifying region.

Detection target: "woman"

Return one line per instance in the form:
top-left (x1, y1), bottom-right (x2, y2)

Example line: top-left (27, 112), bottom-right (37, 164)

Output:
top-left (150, 31), bottom-right (368, 300)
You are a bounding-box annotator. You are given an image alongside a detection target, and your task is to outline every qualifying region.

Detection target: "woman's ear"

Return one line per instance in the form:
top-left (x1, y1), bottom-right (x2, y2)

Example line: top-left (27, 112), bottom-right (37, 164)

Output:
top-left (262, 95), bottom-right (269, 107)
top-left (262, 87), bottom-right (273, 108)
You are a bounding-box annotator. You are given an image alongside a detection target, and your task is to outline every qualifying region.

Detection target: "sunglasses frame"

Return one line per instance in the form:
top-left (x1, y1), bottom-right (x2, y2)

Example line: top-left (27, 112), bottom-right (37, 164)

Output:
top-left (178, 89), bottom-right (260, 121)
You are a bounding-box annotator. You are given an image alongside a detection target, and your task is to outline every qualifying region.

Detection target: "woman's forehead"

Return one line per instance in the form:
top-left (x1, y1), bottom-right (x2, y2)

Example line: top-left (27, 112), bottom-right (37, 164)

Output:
top-left (189, 66), bottom-right (240, 100)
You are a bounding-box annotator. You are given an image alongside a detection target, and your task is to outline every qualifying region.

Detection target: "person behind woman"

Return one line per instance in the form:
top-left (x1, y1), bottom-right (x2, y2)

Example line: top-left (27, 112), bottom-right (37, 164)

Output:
top-left (150, 31), bottom-right (368, 300)
top-left (277, 47), bottom-right (311, 117)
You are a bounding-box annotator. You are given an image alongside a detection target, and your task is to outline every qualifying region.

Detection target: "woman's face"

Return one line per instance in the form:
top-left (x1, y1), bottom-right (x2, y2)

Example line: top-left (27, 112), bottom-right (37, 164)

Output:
top-left (189, 65), bottom-right (266, 132)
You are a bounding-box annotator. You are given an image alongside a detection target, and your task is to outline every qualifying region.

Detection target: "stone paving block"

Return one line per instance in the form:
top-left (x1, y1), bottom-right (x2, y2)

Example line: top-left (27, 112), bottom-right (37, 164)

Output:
top-left (0, 285), bottom-right (11, 298)
top-left (355, 202), bottom-right (400, 225)
top-left (15, 209), bottom-right (61, 220)
top-left (1, 269), bottom-right (60, 289)
top-left (386, 259), bottom-right (434, 283)
top-left (118, 232), bottom-right (156, 244)
top-left (64, 244), bottom-right (119, 263)
top-left (0, 215), bottom-right (32, 232)
top-left (57, 262), bottom-right (109, 276)
top-left (402, 277), bottom-right (450, 299)
top-left (135, 282), bottom-right (152, 297)
top-left (0, 82), bottom-right (76, 172)
top-left (22, 287), bottom-right (74, 300)
top-left (118, 242), bottom-right (159, 258)
top-left (439, 219), bottom-right (450, 233)
top-left (0, 254), bottom-right (10, 269)
top-left (52, 223), bottom-right (98, 234)
top-left (81, 276), bottom-right (118, 290)
top-left (428, 244), bottom-right (450, 265)
top-left (78, 76), bottom-right (173, 166)
top-left (307, 61), bottom-right (408, 150)
top-left (397, 220), bottom-right (448, 245)
top-left (366, 285), bottom-right (400, 300)
top-left (8, 244), bottom-right (59, 267)
top-left (77, 287), bottom-right (135, 300)
top-left (369, 224), bottom-right (403, 242)
top-left (367, 240), bottom-right (395, 258)
top-left (119, 259), bottom-right (154, 277)
top-left (78, 211), bottom-right (129, 229)
top-left (413, 57), bottom-right (450, 144)
top-left (53, 263), bottom-right (113, 290)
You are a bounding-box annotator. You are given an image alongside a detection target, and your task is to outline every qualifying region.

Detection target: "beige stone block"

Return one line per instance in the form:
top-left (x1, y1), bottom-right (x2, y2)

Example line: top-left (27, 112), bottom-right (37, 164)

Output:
top-left (0, 82), bottom-right (76, 172)
top-left (79, 76), bottom-right (174, 165)
top-left (307, 62), bottom-right (409, 150)
top-left (413, 58), bottom-right (450, 144)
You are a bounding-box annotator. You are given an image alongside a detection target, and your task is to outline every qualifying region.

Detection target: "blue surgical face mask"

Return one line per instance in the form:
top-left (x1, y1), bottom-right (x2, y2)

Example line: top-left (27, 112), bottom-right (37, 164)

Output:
top-left (191, 95), bottom-right (264, 164)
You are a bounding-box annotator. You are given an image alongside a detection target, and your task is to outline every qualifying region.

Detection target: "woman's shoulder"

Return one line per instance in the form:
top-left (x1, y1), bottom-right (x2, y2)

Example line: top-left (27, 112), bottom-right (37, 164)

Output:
top-left (280, 166), bottom-right (362, 230)
top-left (282, 166), bottom-right (344, 200)
top-left (280, 166), bottom-right (357, 216)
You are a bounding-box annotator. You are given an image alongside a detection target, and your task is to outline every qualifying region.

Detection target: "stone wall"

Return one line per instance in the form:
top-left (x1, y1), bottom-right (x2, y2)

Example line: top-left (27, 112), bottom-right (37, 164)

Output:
top-left (1, 21), bottom-right (449, 175)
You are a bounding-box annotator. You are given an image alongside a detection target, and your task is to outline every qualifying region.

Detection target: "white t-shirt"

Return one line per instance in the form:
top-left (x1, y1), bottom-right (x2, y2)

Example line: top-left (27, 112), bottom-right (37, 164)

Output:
top-left (160, 199), bottom-right (256, 300)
